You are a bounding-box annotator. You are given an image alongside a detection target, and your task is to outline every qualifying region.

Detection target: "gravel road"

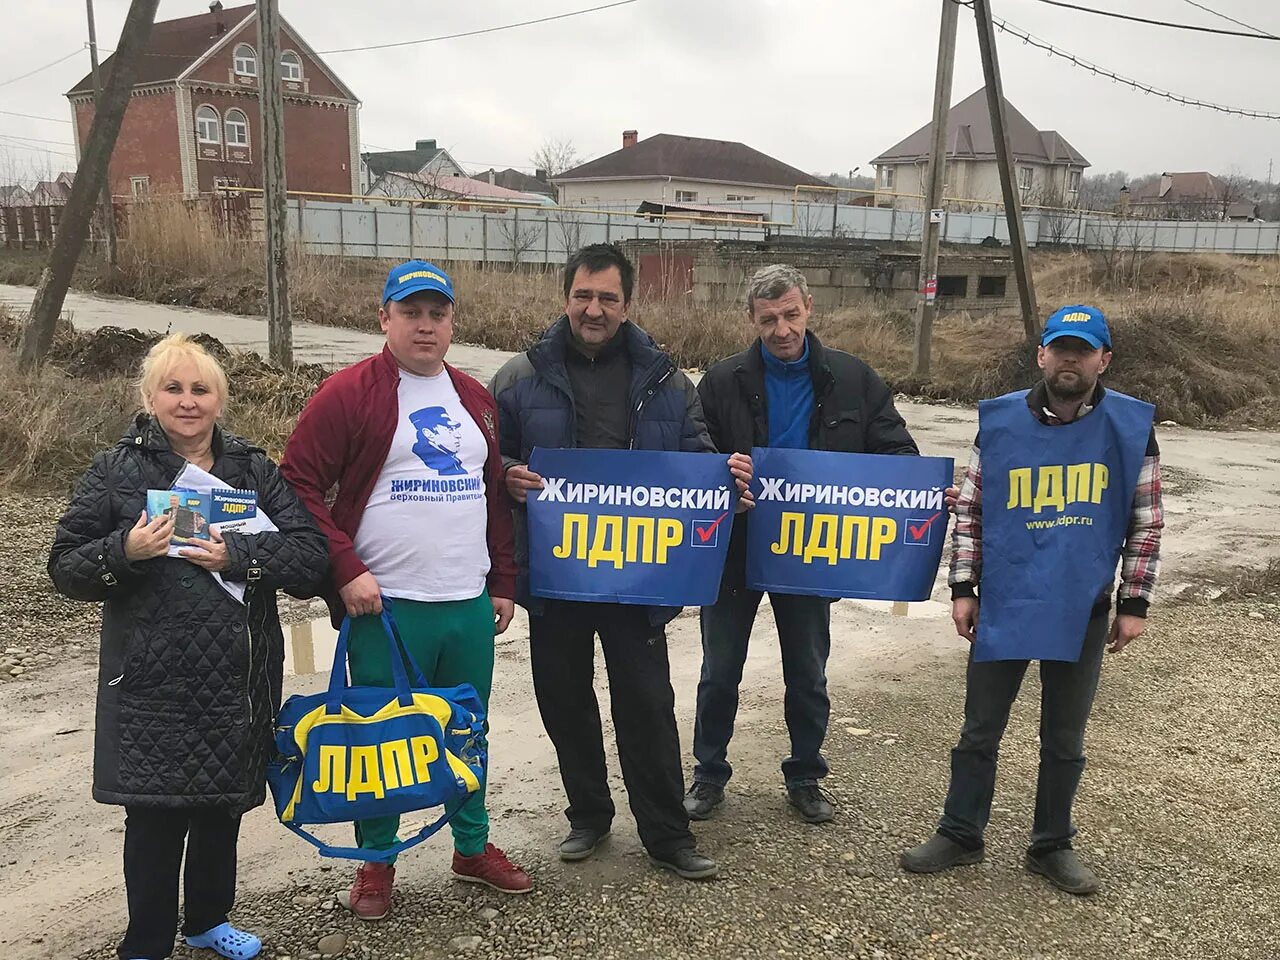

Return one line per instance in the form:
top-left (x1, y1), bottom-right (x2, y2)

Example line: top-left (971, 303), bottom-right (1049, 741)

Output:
top-left (2, 495), bottom-right (1277, 960)
top-left (1, 291), bottom-right (1277, 960)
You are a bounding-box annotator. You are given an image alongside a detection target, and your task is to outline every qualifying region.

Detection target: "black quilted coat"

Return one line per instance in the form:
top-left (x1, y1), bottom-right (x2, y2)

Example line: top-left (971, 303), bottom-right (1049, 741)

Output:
top-left (49, 415), bottom-right (329, 812)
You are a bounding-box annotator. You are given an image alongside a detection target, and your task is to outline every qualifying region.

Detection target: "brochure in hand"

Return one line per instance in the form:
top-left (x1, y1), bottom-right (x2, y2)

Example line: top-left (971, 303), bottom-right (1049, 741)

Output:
top-left (147, 488), bottom-right (259, 544)
top-left (146, 488), bottom-right (211, 545)
top-left (165, 463), bottom-right (278, 604)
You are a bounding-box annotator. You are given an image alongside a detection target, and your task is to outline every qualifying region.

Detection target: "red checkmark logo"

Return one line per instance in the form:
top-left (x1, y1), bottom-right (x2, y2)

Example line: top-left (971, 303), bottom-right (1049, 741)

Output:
top-left (908, 511), bottom-right (942, 541)
top-left (694, 511), bottom-right (730, 543)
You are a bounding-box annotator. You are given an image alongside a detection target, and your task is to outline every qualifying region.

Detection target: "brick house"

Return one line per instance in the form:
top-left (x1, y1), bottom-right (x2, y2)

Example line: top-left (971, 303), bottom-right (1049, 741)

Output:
top-left (65, 1), bottom-right (360, 199)
top-left (1125, 171), bottom-right (1260, 222)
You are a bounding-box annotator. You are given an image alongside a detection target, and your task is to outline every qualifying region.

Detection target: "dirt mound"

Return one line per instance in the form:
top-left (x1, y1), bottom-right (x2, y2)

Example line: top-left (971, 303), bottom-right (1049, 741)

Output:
top-left (0, 314), bottom-right (326, 392)
top-left (904, 296), bottom-right (1280, 426)
top-left (1125, 253), bottom-right (1252, 293)
top-left (0, 315), bottom-right (329, 491)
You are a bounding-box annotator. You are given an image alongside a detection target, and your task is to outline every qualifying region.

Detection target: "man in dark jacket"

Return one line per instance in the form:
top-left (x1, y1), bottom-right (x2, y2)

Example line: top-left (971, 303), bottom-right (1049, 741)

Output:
top-left (686, 263), bottom-right (919, 825)
top-left (490, 243), bottom-right (750, 881)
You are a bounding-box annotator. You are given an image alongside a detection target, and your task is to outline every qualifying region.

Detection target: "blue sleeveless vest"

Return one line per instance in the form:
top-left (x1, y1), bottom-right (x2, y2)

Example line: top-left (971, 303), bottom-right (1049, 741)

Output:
top-left (974, 389), bottom-right (1154, 663)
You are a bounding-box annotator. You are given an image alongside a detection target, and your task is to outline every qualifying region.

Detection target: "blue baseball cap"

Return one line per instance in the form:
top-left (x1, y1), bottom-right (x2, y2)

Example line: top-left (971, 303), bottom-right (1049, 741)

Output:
top-left (1041, 304), bottom-right (1112, 350)
top-left (381, 260), bottom-right (455, 306)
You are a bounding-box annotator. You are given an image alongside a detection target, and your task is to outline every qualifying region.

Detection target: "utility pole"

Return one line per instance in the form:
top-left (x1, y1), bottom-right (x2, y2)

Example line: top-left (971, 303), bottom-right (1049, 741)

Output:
top-left (257, 0), bottom-right (292, 368)
top-left (973, 0), bottom-right (1040, 341)
top-left (911, 0), bottom-right (958, 378)
top-left (18, 0), bottom-right (159, 371)
top-left (86, 0), bottom-right (118, 269)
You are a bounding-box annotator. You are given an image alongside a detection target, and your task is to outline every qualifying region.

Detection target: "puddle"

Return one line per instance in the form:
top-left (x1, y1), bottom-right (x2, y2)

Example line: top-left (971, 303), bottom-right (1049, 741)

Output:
top-left (283, 617), bottom-right (339, 677)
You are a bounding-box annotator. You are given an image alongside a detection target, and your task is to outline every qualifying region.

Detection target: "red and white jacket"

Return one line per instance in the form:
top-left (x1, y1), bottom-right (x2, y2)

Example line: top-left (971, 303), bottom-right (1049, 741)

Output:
top-left (281, 345), bottom-right (517, 626)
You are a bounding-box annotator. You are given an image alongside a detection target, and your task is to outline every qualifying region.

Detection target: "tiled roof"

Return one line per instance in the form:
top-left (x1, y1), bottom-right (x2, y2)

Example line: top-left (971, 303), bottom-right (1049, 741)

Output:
top-left (872, 89), bottom-right (1089, 168)
top-left (67, 4), bottom-right (256, 95)
top-left (556, 134), bottom-right (828, 188)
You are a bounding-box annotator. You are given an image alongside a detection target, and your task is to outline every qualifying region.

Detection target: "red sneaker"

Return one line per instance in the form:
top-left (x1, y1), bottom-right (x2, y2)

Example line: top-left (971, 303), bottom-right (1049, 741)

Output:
top-left (452, 843), bottom-right (533, 894)
top-left (346, 861), bottom-right (395, 920)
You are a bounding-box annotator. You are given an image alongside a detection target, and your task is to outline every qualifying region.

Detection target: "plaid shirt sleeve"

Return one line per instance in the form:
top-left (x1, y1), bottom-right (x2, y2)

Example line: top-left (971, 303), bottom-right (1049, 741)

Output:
top-left (948, 443), bottom-right (982, 596)
top-left (1117, 453), bottom-right (1164, 616)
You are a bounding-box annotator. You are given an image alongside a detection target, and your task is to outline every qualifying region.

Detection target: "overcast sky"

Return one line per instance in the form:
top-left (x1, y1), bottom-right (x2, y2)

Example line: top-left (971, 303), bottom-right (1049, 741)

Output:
top-left (2, 0), bottom-right (1277, 184)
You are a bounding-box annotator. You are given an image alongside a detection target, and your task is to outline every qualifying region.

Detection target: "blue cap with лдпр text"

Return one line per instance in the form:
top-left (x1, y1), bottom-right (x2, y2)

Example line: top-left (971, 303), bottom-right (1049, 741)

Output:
top-left (1041, 304), bottom-right (1111, 350)
top-left (382, 260), bottom-right (455, 306)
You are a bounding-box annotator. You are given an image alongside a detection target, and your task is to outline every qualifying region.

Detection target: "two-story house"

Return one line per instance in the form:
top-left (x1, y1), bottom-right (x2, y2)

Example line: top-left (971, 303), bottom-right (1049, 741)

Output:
top-left (871, 89), bottom-right (1089, 212)
top-left (65, 2), bottom-right (360, 199)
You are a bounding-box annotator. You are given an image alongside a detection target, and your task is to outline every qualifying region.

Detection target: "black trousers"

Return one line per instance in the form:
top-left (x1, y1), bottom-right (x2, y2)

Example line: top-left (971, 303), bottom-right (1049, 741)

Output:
top-left (118, 806), bottom-right (242, 960)
top-left (528, 600), bottom-right (694, 858)
top-left (937, 613), bottom-right (1110, 855)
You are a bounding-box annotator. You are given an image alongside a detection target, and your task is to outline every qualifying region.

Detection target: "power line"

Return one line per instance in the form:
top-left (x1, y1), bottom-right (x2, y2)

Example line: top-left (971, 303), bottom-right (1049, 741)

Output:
top-left (0, 48), bottom-right (86, 88)
top-left (0, 132), bottom-right (77, 147)
top-left (1027, 0), bottom-right (1278, 40)
top-left (952, 0), bottom-right (1280, 120)
top-left (318, 0), bottom-right (639, 55)
top-left (1179, 0), bottom-right (1278, 39)
top-left (0, 109), bottom-right (72, 124)
top-left (0, 137), bottom-right (77, 159)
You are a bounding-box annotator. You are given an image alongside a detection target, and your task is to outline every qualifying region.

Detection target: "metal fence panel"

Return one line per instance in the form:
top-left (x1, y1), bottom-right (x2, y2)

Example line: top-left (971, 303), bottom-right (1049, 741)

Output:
top-left (271, 198), bottom-right (1280, 262)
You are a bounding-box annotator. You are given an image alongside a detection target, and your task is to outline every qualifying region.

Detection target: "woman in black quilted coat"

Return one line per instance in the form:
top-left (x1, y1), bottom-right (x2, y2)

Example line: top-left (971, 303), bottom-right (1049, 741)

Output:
top-left (49, 334), bottom-right (328, 960)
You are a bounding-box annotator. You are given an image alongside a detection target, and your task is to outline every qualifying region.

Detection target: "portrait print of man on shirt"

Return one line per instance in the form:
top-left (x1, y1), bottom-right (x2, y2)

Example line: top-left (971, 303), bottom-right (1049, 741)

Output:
top-left (409, 406), bottom-right (469, 476)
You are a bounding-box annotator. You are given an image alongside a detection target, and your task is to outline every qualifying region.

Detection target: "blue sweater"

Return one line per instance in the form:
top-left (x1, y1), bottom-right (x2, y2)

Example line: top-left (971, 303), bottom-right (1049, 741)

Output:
top-left (762, 341), bottom-right (813, 449)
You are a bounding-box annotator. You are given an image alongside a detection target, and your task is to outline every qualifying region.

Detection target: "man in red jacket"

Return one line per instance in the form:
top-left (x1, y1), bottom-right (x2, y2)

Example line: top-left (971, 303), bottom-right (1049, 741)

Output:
top-left (280, 260), bottom-right (530, 920)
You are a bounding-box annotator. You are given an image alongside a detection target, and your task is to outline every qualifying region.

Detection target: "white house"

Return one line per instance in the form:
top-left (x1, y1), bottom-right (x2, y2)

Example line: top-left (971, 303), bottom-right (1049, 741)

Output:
top-left (553, 130), bottom-right (828, 208)
top-left (360, 139), bottom-right (464, 195)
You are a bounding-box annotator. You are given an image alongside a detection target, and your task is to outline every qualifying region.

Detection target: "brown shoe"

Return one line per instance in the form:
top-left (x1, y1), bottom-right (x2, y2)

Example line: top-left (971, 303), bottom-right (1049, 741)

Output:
top-left (346, 861), bottom-right (395, 920)
top-left (452, 843), bottom-right (533, 894)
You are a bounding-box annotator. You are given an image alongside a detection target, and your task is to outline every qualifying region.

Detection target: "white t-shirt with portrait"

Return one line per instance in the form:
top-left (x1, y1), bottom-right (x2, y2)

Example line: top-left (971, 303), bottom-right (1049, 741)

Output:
top-left (353, 368), bottom-right (490, 602)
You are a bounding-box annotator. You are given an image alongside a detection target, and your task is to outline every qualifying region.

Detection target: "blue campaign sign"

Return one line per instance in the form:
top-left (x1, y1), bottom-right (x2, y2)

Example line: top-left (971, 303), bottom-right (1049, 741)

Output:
top-left (527, 448), bottom-right (736, 606)
top-left (746, 447), bottom-right (954, 602)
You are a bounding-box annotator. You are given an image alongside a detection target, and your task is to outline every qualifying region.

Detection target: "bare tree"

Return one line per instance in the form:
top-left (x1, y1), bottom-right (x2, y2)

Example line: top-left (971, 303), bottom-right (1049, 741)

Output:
top-left (1217, 168), bottom-right (1255, 220)
top-left (1025, 183), bottom-right (1077, 246)
top-left (370, 169), bottom-right (450, 207)
top-left (530, 138), bottom-right (579, 177)
top-left (1091, 218), bottom-right (1151, 289)
top-left (551, 207), bottom-right (583, 255)
top-left (496, 210), bottom-right (540, 268)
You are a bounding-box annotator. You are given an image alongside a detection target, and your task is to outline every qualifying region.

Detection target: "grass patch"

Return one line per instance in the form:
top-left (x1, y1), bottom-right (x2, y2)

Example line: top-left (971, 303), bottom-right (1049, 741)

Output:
top-left (0, 312), bottom-right (325, 493)
top-left (1216, 558), bottom-right (1280, 602)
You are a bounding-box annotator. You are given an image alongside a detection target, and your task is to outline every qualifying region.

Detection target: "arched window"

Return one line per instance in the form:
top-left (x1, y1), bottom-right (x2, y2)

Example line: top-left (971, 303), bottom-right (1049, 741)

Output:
top-left (280, 50), bottom-right (303, 81)
top-left (196, 105), bottom-right (221, 144)
top-left (224, 108), bottom-right (249, 147)
top-left (233, 43), bottom-right (257, 76)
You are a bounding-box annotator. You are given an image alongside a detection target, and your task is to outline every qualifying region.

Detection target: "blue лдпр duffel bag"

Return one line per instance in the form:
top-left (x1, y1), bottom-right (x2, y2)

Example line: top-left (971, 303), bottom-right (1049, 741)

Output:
top-left (267, 603), bottom-right (486, 861)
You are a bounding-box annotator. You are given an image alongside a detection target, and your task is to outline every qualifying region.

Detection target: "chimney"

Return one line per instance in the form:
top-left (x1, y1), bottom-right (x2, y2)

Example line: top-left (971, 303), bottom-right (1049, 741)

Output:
top-left (1159, 172), bottom-right (1173, 198)
top-left (210, 0), bottom-right (224, 33)
top-left (416, 139), bottom-right (437, 152)
top-left (622, 129), bottom-right (638, 149)
top-left (535, 168), bottom-right (548, 182)
top-left (488, 169), bottom-right (495, 185)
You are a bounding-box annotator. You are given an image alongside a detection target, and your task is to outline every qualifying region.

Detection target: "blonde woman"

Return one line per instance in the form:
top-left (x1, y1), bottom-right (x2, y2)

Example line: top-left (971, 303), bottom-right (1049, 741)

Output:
top-left (49, 334), bottom-right (328, 960)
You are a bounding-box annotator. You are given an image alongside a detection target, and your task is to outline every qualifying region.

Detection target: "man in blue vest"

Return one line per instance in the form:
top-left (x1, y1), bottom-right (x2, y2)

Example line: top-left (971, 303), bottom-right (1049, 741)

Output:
top-left (900, 305), bottom-right (1164, 895)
